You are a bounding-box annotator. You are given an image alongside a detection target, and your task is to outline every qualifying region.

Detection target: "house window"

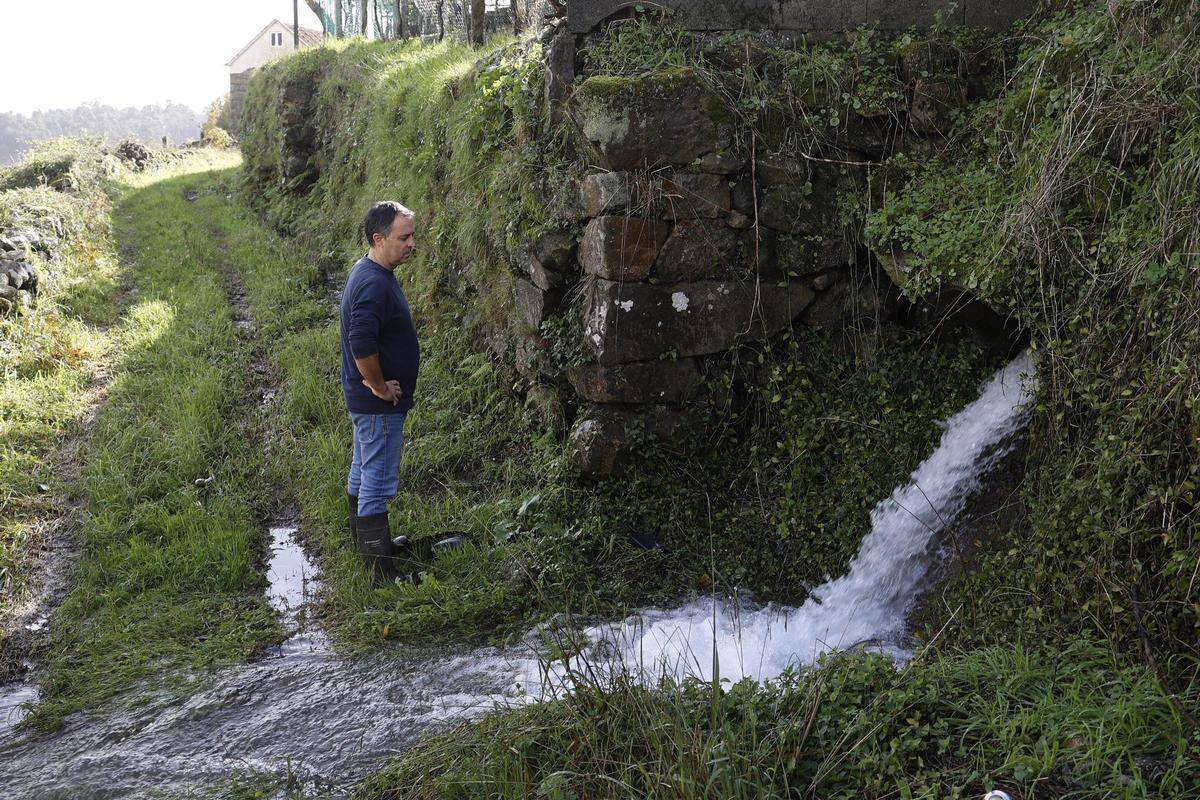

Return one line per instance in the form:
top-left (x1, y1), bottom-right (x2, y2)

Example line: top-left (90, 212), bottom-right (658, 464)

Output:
top-left (270, 32), bottom-right (283, 47)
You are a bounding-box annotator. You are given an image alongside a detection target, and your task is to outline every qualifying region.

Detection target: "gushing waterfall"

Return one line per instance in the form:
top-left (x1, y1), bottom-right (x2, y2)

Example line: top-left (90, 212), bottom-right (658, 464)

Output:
top-left (532, 351), bottom-right (1036, 688)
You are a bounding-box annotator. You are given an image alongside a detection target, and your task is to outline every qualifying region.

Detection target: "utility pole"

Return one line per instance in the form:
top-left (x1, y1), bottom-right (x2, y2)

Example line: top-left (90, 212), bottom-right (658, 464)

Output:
top-left (293, 0), bottom-right (300, 48)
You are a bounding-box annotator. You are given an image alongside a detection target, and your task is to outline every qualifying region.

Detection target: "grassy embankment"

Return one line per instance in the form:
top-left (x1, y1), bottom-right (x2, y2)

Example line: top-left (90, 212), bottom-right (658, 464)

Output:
top-left (1, 145), bottom-right (300, 730)
top-left (237, 34), bottom-right (998, 654)
top-left (1, 140), bottom-right (125, 633)
top-left (340, 3), bottom-right (1199, 798)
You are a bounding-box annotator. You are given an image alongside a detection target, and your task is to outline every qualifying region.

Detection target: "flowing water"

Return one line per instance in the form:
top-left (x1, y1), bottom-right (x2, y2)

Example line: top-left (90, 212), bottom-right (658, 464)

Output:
top-left (0, 354), bottom-right (1034, 798)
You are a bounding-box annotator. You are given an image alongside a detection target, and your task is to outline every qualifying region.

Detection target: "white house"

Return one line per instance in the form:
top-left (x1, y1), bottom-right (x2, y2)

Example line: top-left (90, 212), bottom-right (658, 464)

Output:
top-left (227, 20), bottom-right (323, 131)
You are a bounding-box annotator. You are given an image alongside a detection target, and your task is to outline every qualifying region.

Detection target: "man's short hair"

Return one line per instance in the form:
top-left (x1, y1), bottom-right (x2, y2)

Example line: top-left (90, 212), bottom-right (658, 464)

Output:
top-left (363, 201), bottom-right (415, 245)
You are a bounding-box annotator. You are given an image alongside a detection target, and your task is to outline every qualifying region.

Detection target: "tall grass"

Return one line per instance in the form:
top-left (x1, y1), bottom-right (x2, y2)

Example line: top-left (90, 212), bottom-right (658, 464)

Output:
top-left (26, 154), bottom-right (284, 729)
top-left (359, 640), bottom-right (1197, 799)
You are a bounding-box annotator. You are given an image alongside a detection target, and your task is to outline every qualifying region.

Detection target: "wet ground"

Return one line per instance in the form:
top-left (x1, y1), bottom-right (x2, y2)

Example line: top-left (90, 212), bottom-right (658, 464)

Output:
top-left (0, 355), bottom-right (1035, 798)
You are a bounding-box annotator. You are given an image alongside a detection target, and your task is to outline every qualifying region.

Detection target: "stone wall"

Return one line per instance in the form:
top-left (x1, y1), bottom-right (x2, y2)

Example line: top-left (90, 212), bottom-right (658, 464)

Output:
top-left (511, 18), bottom-right (1021, 478)
top-left (511, 61), bottom-right (896, 478)
top-left (248, 17), bottom-right (1027, 480)
top-left (0, 218), bottom-right (62, 314)
top-left (0, 238), bottom-right (40, 314)
top-left (567, 0), bottom-right (1040, 35)
top-left (229, 69), bottom-right (255, 135)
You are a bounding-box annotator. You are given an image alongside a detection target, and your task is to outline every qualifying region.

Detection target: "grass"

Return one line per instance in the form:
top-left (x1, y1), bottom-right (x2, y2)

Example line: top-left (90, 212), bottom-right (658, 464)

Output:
top-left (0, 166), bottom-right (121, 622)
top-left (19, 151), bottom-right (286, 729)
top-left (358, 639), bottom-right (1198, 799)
top-left (1, 142), bottom-right (234, 647)
top-left (187, 156), bottom-right (1002, 650)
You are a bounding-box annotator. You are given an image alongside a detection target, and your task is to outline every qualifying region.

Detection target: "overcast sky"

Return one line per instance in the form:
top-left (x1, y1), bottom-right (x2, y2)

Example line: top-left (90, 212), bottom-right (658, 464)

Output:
top-left (1, 0), bottom-right (323, 115)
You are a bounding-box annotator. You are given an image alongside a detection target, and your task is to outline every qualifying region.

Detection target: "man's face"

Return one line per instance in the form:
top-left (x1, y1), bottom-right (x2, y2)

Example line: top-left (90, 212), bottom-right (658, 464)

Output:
top-left (373, 215), bottom-right (416, 268)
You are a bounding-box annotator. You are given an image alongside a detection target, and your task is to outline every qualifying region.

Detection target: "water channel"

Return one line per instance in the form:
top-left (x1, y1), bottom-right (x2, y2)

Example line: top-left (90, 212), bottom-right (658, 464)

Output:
top-left (0, 353), bottom-right (1035, 798)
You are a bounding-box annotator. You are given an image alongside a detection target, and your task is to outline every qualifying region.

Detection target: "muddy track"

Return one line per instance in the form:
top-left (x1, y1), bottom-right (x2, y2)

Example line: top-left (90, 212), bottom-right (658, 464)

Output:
top-left (201, 210), bottom-right (306, 604)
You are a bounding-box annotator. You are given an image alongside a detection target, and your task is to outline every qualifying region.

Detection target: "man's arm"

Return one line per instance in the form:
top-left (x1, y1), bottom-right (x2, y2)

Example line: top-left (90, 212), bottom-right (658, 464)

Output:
top-left (355, 353), bottom-right (403, 406)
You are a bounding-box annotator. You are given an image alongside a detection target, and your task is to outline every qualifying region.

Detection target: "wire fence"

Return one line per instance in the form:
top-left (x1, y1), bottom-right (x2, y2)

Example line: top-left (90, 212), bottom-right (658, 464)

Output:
top-left (313, 0), bottom-right (560, 41)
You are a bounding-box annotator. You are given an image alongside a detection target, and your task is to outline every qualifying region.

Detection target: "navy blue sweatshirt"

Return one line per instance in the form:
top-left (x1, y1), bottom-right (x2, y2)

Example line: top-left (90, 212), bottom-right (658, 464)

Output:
top-left (339, 256), bottom-right (420, 414)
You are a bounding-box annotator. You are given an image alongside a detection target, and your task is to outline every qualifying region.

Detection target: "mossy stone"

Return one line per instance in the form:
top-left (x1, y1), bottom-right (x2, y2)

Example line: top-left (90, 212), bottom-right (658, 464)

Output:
top-left (574, 68), bottom-right (734, 170)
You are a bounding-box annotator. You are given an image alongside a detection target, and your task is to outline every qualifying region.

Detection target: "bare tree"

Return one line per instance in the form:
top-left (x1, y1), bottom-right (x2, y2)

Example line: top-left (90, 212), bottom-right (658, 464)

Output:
top-left (302, 0), bottom-right (331, 34)
top-left (437, 0), bottom-right (445, 42)
top-left (335, 0), bottom-right (344, 37)
top-left (360, 0), bottom-right (369, 34)
top-left (395, 0), bottom-right (406, 39)
top-left (469, 0), bottom-right (486, 44)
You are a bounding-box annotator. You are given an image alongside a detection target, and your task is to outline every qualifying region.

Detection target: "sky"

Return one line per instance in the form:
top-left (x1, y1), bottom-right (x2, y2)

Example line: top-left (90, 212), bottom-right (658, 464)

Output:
top-left (0, 0), bottom-right (323, 115)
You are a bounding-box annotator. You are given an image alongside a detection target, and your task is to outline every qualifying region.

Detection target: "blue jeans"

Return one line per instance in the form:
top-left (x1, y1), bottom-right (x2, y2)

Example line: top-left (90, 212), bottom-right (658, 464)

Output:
top-left (347, 412), bottom-right (407, 517)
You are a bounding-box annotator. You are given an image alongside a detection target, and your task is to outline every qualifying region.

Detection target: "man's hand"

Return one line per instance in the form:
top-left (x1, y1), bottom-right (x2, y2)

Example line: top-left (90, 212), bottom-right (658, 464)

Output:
top-left (364, 378), bottom-right (403, 406)
top-left (355, 354), bottom-right (402, 406)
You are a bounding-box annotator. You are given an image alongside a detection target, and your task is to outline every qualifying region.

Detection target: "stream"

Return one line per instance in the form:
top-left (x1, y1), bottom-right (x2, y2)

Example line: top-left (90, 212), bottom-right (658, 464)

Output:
top-left (0, 353), bottom-right (1034, 798)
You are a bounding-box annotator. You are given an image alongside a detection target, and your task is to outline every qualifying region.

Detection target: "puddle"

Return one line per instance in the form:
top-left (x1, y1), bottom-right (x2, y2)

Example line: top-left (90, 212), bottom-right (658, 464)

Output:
top-left (0, 682), bottom-right (39, 735)
top-left (266, 526), bottom-right (318, 618)
top-left (265, 524), bottom-right (329, 655)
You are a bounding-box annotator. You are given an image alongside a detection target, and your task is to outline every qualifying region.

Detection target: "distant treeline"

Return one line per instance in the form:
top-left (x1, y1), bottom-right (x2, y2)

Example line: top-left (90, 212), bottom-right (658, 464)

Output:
top-left (0, 103), bottom-right (204, 164)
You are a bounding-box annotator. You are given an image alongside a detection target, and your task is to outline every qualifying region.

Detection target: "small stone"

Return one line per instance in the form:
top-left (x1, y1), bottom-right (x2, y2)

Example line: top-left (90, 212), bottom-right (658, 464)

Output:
top-left (727, 211), bottom-right (751, 230)
top-left (579, 217), bottom-right (671, 282)
top-left (731, 176), bottom-right (757, 215)
top-left (580, 172), bottom-right (633, 217)
top-left (754, 155), bottom-right (807, 186)
top-left (653, 222), bottom-right (740, 283)
top-left (812, 269), bottom-right (845, 292)
top-left (657, 173), bottom-right (731, 220)
top-left (569, 407), bottom-right (633, 478)
top-left (759, 184), bottom-right (805, 232)
top-left (568, 359), bottom-right (701, 404)
top-left (513, 277), bottom-right (562, 328)
top-left (775, 234), bottom-right (853, 277)
top-left (524, 230), bottom-right (577, 291)
top-left (695, 150), bottom-right (745, 174)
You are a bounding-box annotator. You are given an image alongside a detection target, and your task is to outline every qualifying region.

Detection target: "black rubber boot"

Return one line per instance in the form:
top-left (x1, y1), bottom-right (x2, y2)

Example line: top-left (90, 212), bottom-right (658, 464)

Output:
top-left (355, 511), bottom-right (398, 584)
top-left (347, 493), bottom-right (358, 544)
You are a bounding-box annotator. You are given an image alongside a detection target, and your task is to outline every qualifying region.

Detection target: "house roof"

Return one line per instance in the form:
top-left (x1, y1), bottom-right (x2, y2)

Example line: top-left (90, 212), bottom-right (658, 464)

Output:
top-left (226, 19), bottom-right (323, 67)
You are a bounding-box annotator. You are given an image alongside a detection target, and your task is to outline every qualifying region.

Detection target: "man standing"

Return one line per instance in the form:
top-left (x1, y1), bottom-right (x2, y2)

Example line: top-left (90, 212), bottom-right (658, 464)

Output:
top-left (340, 201), bottom-right (420, 582)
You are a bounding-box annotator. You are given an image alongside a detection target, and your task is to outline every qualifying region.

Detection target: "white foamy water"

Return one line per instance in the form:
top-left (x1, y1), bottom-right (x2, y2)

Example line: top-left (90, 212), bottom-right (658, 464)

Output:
top-left (529, 352), bottom-right (1036, 689)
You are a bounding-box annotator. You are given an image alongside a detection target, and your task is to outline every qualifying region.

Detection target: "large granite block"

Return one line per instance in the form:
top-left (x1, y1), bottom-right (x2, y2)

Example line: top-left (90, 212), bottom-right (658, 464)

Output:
top-left (580, 217), bottom-right (671, 281)
top-left (574, 70), bottom-right (733, 171)
top-left (654, 222), bottom-right (740, 283)
top-left (583, 278), bottom-right (814, 364)
top-left (569, 359), bottom-right (702, 404)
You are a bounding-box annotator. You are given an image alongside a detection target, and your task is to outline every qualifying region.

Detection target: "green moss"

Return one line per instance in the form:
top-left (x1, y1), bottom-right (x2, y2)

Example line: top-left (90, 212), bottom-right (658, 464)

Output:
top-left (577, 67), bottom-right (734, 127)
top-left (867, 0), bottom-right (1200, 671)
